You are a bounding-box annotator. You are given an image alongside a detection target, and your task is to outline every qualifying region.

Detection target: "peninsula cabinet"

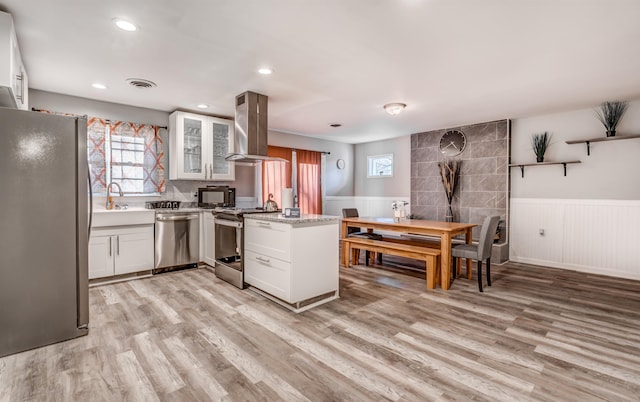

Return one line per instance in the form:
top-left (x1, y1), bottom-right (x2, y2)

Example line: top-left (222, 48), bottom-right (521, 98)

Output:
top-left (89, 225), bottom-right (154, 279)
top-left (169, 111), bottom-right (235, 181)
top-left (0, 11), bottom-right (29, 110)
top-left (243, 215), bottom-right (340, 312)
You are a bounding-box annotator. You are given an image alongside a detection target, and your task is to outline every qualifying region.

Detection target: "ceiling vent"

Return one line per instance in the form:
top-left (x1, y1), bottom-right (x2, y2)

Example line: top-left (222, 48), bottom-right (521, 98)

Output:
top-left (126, 78), bottom-right (157, 89)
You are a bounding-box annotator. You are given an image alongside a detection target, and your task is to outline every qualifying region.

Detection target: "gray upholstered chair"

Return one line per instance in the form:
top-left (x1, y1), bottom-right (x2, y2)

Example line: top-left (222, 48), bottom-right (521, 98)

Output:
top-left (451, 215), bottom-right (501, 292)
top-left (342, 208), bottom-right (383, 265)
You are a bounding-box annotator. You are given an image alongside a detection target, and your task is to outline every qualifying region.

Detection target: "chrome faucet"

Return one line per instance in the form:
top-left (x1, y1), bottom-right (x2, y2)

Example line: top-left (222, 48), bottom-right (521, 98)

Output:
top-left (106, 182), bottom-right (124, 209)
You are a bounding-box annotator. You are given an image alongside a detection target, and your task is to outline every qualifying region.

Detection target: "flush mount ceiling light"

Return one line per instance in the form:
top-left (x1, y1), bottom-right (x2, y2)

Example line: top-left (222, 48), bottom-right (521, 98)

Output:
top-left (91, 83), bottom-right (107, 89)
top-left (113, 18), bottom-right (137, 32)
top-left (258, 67), bottom-right (273, 75)
top-left (196, 104), bottom-right (209, 109)
top-left (384, 102), bottom-right (407, 116)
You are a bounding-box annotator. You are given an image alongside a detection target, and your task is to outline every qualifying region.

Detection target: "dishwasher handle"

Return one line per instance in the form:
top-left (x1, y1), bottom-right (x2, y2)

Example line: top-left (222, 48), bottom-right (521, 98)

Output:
top-left (214, 218), bottom-right (243, 229)
top-left (156, 214), bottom-right (199, 222)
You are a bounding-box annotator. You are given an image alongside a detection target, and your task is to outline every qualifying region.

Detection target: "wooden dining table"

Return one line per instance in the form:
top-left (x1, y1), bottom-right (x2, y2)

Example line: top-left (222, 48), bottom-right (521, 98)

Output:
top-left (341, 217), bottom-right (477, 290)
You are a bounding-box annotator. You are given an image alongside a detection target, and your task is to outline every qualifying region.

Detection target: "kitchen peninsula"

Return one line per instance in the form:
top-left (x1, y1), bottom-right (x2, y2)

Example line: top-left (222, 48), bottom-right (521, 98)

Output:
top-left (243, 214), bottom-right (340, 312)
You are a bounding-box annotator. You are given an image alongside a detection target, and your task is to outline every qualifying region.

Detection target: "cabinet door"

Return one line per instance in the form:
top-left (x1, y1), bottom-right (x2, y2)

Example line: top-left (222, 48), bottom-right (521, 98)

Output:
top-left (88, 235), bottom-right (114, 279)
top-left (208, 117), bottom-right (235, 181)
top-left (202, 212), bottom-right (216, 266)
top-left (245, 219), bottom-right (291, 262)
top-left (114, 226), bottom-right (154, 275)
top-left (244, 250), bottom-right (291, 302)
top-left (170, 112), bottom-right (206, 180)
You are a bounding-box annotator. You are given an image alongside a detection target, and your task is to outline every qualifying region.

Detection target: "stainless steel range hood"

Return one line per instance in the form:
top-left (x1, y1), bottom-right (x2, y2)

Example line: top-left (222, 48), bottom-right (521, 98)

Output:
top-left (225, 91), bottom-right (287, 163)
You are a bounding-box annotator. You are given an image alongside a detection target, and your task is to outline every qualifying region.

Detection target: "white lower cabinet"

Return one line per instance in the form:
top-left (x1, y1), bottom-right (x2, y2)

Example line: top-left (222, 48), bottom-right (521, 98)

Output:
top-left (244, 218), bottom-right (339, 305)
top-left (89, 225), bottom-right (154, 279)
top-left (200, 211), bottom-right (216, 266)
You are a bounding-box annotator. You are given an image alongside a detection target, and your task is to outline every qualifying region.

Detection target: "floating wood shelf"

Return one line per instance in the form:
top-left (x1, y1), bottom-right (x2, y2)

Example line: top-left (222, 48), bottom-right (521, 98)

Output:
top-left (565, 134), bottom-right (640, 155)
top-left (508, 161), bottom-right (581, 178)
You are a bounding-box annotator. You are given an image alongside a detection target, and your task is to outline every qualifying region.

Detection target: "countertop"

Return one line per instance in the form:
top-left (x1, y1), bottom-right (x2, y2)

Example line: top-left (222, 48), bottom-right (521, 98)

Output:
top-left (244, 213), bottom-right (340, 225)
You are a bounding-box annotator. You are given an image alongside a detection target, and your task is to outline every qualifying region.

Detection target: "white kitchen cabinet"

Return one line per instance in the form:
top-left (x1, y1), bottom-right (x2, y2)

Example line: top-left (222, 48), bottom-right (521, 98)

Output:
top-left (200, 211), bottom-right (216, 267)
top-left (169, 111), bottom-right (235, 181)
top-left (0, 11), bottom-right (28, 110)
top-left (244, 217), bottom-right (339, 309)
top-left (89, 225), bottom-right (154, 279)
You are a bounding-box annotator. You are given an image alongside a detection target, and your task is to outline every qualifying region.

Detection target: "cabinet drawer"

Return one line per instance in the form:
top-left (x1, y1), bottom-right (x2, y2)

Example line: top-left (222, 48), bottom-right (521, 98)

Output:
top-left (244, 250), bottom-right (291, 302)
top-left (244, 219), bottom-right (291, 262)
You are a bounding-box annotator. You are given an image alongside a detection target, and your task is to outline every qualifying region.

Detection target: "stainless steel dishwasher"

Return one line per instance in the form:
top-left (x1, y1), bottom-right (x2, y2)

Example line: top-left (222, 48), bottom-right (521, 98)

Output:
top-left (154, 211), bottom-right (200, 272)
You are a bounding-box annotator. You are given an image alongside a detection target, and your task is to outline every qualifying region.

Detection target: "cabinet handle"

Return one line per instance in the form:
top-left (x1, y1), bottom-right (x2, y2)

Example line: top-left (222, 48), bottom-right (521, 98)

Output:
top-left (117, 236), bottom-right (120, 255)
top-left (15, 72), bottom-right (23, 103)
top-left (257, 221), bottom-right (271, 227)
top-left (109, 237), bottom-right (112, 257)
top-left (256, 256), bottom-right (270, 264)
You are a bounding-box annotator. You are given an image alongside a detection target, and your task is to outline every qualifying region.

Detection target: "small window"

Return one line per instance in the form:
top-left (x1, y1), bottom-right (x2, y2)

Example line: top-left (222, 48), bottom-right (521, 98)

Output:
top-left (367, 153), bottom-right (393, 178)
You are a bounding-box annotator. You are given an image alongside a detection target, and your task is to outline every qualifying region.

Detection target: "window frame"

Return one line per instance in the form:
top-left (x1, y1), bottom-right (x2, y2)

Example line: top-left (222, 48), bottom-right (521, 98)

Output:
top-left (367, 153), bottom-right (394, 178)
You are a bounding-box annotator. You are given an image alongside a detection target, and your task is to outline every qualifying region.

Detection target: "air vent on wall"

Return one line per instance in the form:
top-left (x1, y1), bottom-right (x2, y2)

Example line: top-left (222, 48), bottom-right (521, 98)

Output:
top-left (126, 78), bottom-right (157, 89)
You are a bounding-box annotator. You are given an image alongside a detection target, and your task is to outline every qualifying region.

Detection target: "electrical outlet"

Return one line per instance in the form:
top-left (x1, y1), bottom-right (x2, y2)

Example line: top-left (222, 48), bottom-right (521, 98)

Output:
top-left (539, 229), bottom-right (545, 236)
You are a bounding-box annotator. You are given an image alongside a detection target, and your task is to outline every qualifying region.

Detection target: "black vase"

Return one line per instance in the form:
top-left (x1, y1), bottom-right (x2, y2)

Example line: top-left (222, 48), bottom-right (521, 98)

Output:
top-left (536, 156), bottom-right (544, 163)
top-left (606, 130), bottom-right (616, 137)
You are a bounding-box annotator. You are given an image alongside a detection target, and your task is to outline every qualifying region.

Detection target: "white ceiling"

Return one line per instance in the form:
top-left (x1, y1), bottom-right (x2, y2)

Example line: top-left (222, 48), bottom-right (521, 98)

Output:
top-left (3, 0), bottom-right (640, 143)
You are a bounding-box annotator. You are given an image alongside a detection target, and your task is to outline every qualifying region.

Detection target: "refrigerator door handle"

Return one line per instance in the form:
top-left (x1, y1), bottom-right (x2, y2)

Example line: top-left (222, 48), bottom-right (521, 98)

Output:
top-left (87, 168), bottom-right (93, 239)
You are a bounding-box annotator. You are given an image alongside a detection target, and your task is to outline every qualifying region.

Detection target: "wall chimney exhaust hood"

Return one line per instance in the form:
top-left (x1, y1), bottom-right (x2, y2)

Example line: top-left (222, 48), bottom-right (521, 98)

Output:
top-left (225, 91), bottom-right (287, 164)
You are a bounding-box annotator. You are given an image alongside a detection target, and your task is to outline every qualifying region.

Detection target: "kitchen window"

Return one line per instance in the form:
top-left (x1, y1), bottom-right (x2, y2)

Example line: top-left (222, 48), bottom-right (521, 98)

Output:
top-left (367, 153), bottom-right (393, 178)
top-left (88, 118), bottom-right (165, 196)
top-left (35, 109), bottom-right (166, 195)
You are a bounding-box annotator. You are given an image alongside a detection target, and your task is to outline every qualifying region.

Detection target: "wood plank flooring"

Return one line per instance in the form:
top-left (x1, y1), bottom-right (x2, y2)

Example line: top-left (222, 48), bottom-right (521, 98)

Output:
top-left (2, 260), bottom-right (640, 401)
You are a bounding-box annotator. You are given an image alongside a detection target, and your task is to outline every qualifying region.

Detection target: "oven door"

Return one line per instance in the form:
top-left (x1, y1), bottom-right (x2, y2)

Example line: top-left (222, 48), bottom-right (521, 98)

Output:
top-left (214, 218), bottom-right (244, 288)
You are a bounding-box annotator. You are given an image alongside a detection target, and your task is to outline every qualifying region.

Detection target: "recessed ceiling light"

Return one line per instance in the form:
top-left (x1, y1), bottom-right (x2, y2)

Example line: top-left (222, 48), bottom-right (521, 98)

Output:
top-left (196, 104), bottom-right (209, 109)
top-left (91, 83), bottom-right (107, 89)
top-left (113, 18), bottom-right (137, 32)
top-left (258, 67), bottom-right (273, 75)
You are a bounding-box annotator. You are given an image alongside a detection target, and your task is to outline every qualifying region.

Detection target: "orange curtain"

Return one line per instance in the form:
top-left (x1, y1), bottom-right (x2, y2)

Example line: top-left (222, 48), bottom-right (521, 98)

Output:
top-left (296, 149), bottom-right (322, 214)
top-left (262, 146), bottom-right (292, 207)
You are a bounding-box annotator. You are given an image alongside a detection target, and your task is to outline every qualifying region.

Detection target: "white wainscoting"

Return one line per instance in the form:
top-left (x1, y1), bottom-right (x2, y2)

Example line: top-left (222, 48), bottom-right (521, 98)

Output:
top-left (510, 198), bottom-right (640, 280)
top-left (324, 196), bottom-right (410, 219)
top-left (324, 196), bottom-right (410, 237)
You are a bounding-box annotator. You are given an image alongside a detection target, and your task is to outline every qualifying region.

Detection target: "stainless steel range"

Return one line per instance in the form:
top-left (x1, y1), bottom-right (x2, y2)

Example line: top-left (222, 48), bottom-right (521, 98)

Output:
top-left (213, 207), bottom-right (274, 288)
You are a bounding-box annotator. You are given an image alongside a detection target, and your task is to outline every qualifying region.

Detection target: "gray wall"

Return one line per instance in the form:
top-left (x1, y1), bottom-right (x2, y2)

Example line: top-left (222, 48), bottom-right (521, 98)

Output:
top-left (511, 98), bottom-right (640, 199)
top-left (353, 136), bottom-right (411, 197)
top-left (29, 89), bottom-right (352, 201)
top-left (410, 120), bottom-right (509, 241)
top-left (268, 130), bottom-right (355, 197)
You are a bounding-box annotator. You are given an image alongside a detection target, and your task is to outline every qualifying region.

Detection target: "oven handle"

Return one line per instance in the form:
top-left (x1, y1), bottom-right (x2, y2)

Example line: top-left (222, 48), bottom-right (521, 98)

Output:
top-left (214, 218), bottom-right (243, 229)
top-left (156, 214), bottom-right (199, 221)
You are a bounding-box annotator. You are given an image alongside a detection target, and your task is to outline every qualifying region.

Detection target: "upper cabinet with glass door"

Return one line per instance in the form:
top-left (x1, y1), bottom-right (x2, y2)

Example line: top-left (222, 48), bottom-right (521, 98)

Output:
top-left (169, 111), bottom-right (235, 181)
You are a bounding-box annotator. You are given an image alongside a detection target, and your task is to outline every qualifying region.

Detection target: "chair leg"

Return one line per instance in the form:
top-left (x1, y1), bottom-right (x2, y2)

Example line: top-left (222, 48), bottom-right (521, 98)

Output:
top-left (486, 258), bottom-right (491, 287)
top-left (452, 256), bottom-right (457, 279)
top-left (378, 252), bottom-right (382, 264)
top-left (477, 260), bottom-right (483, 292)
top-left (365, 251), bottom-right (370, 266)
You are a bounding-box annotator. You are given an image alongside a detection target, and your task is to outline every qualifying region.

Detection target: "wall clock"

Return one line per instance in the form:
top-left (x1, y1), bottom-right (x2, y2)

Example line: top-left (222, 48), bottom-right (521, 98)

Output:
top-left (336, 159), bottom-right (345, 169)
top-left (439, 129), bottom-right (467, 157)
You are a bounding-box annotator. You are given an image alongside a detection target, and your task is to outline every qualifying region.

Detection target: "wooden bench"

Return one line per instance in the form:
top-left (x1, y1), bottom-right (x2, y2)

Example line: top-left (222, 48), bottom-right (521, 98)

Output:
top-left (342, 238), bottom-right (442, 289)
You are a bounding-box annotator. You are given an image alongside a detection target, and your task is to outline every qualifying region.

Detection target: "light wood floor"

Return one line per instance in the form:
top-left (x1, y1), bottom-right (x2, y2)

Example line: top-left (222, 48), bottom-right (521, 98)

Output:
top-left (2, 259), bottom-right (640, 401)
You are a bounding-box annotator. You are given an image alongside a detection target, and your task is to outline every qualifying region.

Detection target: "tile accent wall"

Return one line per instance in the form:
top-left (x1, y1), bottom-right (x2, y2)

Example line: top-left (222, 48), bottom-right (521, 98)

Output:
top-left (410, 120), bottom-right (509, 244)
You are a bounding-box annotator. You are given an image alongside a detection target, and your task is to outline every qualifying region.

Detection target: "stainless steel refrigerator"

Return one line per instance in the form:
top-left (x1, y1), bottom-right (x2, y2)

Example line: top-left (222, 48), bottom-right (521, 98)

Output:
top-left (0, 107), bottom-right (90, 358)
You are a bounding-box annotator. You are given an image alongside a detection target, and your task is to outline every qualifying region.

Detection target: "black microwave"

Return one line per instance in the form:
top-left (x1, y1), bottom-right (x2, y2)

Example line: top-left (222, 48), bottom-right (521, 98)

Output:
top-left (198, 186), bottom-right (235, 207)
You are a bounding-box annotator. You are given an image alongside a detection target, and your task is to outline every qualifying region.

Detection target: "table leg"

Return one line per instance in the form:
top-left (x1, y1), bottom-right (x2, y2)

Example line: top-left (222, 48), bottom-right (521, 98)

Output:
top-left (440, 232), bottom-right (452, 290)
top-left (341, 221), bottom-right (348, 266)
top-left (465, 228), bottom-right (473, 280)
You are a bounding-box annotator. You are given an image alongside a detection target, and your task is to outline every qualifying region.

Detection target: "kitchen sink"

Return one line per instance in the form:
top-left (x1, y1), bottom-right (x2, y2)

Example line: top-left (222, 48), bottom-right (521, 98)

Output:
top-left (92, 208), bottom-right (155, 227)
